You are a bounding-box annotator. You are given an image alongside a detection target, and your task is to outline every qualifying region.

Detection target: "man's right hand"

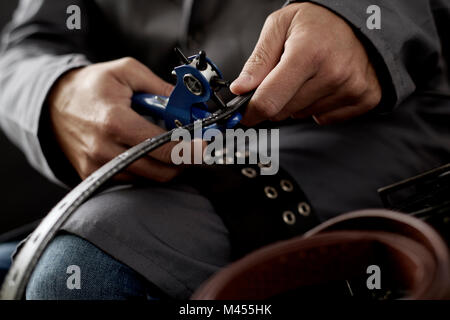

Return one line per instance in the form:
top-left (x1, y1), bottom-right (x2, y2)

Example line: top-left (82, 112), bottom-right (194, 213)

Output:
top-left (48, 57), bottom-right (181, 182)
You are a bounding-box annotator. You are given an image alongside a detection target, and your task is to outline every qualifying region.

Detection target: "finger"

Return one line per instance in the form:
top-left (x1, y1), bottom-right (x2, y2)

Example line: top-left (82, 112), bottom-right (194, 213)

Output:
top-left (230, 12), bottom-right (290, 95)
top-left (113, 172), bottom-right (140, 183)
top-left (293, 72), bottom-right (373, 119)
top-left (242, 39), bottom-right (319, 126)
top-left (291, 79), bottom-right (360, 119)
top-left (268, 75), bottom-right (337, 122)
top-left (107, 108), bottom-right (178, 164)
top-left (127, 156), bottom-right (182, 183)
top-left (112, 57), bottom-right (174, 97)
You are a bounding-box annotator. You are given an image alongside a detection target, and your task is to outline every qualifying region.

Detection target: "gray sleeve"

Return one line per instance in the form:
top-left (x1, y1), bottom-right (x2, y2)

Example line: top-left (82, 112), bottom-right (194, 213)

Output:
top-left (0, 0), bottom-right (94, 185)
top-left (286, 0), bottom-right (450, 111)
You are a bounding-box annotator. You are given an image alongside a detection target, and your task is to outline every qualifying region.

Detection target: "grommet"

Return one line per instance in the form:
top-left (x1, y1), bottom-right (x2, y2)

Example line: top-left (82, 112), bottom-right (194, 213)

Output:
top-left (264, 186), bottom-right (278, 199)
top-left (280, 179), bottom-right (294, 192)
top-left (298, 202), bottom-right (311, 217)
top-left (282, 211), bottom-right (297, 225)
top-left (241, 167), bottom-right (257, 178)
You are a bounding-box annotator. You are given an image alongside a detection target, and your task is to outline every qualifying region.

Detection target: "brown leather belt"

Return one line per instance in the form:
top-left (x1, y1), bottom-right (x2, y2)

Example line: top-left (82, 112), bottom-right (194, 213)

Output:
top-left (192, 209), bottom-right (450, 300)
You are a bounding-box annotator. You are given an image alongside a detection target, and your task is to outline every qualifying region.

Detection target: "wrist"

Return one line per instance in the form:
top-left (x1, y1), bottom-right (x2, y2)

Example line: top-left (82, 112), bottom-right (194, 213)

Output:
top-left (47, 67), bottom-right (84, 114)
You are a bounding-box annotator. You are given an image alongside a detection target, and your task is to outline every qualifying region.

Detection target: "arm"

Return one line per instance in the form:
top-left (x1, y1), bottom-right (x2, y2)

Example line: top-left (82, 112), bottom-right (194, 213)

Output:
top-left (231, 0), bottom-right (450, 125)
top-left (0, 0), bottom-right (180, 186)
top-left (0, 0), bottom-right (93, 184)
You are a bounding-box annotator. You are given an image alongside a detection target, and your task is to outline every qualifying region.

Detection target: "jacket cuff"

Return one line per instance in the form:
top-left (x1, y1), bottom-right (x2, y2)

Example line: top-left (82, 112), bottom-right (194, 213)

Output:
top-left (35, 54), bottom-right (91, 187)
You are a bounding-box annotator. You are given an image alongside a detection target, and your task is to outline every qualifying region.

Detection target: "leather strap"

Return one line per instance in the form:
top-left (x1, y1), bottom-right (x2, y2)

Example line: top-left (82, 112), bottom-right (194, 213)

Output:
top-left (192, 210), bottom-right (450, 300)
top-left (188, 163), bottom-right (318, 259)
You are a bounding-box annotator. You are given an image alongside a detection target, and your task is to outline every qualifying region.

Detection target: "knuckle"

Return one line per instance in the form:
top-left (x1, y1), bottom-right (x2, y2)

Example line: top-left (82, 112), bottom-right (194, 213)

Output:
top-left (347, 76), bottom-right (368, 97)
top-left (365, 90), bottom-right (382, 109)
top-left (248, 45), bottom-right (270, 68)
top-left (326, 65), bottom-right (349, 86)
top-left (117, 57), bottom-right (138, 69)
top-left (265, 11), bottom-right (281, 26)
top-left (309, 46), bottom-right (326, 67)
top-left (87, 140), bottom-right (105, 162)
top-left (101, 111), bottom-right (120, 135)
top-left (305, 42), bottom-right (328, 69)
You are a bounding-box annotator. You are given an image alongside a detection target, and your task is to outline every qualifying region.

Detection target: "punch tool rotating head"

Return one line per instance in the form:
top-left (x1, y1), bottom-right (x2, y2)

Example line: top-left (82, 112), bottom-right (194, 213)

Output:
top-left (132, 48), bottom-right (243, 131)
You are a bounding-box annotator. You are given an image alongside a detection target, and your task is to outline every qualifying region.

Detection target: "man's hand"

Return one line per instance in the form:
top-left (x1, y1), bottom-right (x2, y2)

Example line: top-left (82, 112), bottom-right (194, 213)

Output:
top-left (48, 57), bottom-right (181, 182)
top-left (231, 3), bottom-right (382, 126)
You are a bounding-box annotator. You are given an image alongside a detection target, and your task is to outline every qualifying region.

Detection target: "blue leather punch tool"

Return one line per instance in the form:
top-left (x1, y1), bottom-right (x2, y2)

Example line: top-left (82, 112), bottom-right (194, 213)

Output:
top-left (132, 48), bottom-right (243, 131)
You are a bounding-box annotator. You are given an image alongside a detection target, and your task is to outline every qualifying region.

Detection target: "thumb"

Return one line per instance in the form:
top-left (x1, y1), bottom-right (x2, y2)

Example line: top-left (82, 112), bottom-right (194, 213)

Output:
top-left (113, 57), bottom-right (174, 97)
top-left (230, 13), bottom-right (288, 95)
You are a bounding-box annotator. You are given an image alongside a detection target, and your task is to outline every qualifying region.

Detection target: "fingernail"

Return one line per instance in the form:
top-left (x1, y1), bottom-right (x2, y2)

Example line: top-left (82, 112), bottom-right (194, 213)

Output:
top-left (231, 73), bottom-right (253, 91)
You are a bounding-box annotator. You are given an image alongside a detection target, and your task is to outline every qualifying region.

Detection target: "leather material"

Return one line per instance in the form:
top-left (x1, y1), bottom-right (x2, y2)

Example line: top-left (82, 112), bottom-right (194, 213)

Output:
top-left (192, 210), bottom-right (450, 300)
top-left (188, 163), bottom-right (319, 259)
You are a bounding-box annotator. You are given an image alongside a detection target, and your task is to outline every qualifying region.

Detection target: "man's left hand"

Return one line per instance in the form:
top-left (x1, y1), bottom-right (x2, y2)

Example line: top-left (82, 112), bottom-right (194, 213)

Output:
top-left (230, 2), bottom-right (382, 126)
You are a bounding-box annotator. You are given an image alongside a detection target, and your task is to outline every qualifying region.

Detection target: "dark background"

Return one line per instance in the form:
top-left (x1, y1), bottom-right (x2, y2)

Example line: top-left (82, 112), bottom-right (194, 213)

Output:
top-left (0, 0), bottom-right (66, 237)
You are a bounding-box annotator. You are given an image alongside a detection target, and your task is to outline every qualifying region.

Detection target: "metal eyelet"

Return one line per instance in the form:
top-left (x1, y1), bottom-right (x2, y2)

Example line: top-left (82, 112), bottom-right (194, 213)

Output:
top-left (280, 179), bottom-right (294, 192)
top-left (264, 186), bottom-right (278, 199)
top-left (174, 120), bottom-right (183, 128)
top-left (241, 167), bottom-right (257, 178)
top-left (183, 73), bottom-right (204, 96)
top-left (282, 211), bottom-right (297, 225)
top-left (298, 202), bottom-right (311, 217)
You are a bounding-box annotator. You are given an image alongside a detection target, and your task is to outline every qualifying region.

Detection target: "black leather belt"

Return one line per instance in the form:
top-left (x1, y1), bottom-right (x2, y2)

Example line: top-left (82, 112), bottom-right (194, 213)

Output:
top-left (188, 163), bottom-right (318, 259)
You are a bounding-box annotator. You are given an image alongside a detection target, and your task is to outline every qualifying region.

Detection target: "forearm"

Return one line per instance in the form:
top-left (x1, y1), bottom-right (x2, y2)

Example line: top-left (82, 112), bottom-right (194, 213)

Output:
top-left (0, 0), bottom-right (94, 184)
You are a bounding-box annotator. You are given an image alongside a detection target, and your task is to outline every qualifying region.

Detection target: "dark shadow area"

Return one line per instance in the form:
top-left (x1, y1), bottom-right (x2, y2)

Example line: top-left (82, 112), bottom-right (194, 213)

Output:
top-left (0, 1), bottom-right (67, 236)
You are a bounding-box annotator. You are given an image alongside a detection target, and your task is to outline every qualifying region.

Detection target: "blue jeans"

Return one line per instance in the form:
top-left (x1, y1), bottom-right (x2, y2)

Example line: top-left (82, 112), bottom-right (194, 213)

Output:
top-left (26, 234), bottom-right (164, 300)
top-left (0, 242), bottom-right (18, 285)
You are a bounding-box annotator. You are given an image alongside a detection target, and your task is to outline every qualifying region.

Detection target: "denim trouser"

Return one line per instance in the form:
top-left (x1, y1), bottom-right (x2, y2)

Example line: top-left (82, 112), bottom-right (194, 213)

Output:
top-left (0, 242), bottom-right (17, 285)
top-left (25, 234), bottom-right (163, 300)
